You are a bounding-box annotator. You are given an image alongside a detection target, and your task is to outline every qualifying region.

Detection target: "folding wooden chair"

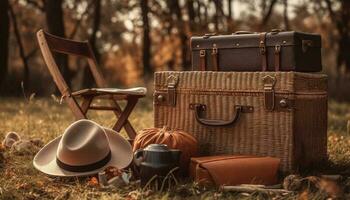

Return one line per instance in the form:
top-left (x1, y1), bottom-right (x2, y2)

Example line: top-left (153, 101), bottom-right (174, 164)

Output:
top-left (36, 29), bottom-right (146, 139)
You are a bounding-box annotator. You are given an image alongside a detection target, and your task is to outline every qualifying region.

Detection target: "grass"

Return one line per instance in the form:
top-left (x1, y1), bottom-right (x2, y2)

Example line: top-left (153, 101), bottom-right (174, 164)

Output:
top-left (0, 97), bottom-right (349, 199)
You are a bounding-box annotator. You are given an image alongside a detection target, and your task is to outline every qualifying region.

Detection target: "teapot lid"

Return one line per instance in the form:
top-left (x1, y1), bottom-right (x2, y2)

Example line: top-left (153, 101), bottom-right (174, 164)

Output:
top-left (144, 144), bottom-right (170, 152)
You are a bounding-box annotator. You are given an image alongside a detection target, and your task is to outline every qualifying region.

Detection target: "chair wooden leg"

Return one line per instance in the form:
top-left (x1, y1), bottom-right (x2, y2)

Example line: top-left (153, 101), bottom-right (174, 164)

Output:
top-left (109, 96), bottom-right (138, 138)
top-left (112, 97), bottom-right (139, 139)
top-left (80, 96), bottom-right (93, 115)
top-left (66, 96), bottom-right (86, 119)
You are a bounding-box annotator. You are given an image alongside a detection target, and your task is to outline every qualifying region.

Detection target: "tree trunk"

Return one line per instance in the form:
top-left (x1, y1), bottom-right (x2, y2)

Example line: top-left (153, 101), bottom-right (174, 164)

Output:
top-left (337, 0), bottom-right (350, 73)
top-left (283, 0), bottom-right (290, 30)
top-left (171, 0), bottom-right (190, 70)
top-left (227, 0), bottom-right (234, 31)
top-left (325, 0), bottom-right (350, 73)
top-left (196, 0), bottom-right (202, 26)
top-left (0, 0), bottom-right (10, 87)
top-left (213, 0), bottom-right (220, 31)
top-left (45, 0), bottom-right (71, 87)
top-left (187, 0), bottom-right (196, 32)
top-left (141, 0), bottom-right (152, 79)
top-left (260, 0), bottom-right (278, 30)
top-left (9, 5), bottom-right (30, 87)
top-left (203, 3), bottom-right (209, 30)
top-left (83, 0), bottom-right (101, 88)
top-left (228, 0), bottom-right (233, 20)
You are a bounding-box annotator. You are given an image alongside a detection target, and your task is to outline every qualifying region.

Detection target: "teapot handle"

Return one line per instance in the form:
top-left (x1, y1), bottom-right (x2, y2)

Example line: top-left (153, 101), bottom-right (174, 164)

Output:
top-left (133, 149), bottom-right (144, 167)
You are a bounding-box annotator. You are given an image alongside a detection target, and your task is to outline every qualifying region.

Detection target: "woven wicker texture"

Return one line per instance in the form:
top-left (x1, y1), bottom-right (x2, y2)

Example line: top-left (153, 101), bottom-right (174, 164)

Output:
top-left (154, 72), bottom-right (327, 172)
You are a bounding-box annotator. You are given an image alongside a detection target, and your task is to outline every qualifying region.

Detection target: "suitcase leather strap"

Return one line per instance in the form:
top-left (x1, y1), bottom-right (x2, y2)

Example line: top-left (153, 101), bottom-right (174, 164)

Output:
top-left (199, 50), bottom-right (206, 71)
top-left (274, 45), bottom-right (281, 71)
top-left (259, 32), bottom-right (268, 71)
top-left (199, 46), bottom-right (219, 71)
top-left (211, 44), bottom-right (219, 71)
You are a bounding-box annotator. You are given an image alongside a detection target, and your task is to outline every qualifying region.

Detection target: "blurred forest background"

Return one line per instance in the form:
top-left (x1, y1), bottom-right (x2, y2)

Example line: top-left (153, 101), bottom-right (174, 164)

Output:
top-left (0, 0), bottom-right (349, 99)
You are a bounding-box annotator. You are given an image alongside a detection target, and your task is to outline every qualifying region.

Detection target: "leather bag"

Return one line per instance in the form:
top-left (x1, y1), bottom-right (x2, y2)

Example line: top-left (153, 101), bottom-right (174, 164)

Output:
top-left (154, 71), bottom-right (328, 172)
top-left (191, 30), bottom-right (322, 72)
top-left (189, 155), bottom-right (280, 186)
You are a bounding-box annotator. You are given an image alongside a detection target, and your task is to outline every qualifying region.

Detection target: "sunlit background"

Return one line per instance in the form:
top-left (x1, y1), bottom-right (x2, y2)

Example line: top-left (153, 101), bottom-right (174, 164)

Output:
top-left (0, 0), bottom-right (348, 100)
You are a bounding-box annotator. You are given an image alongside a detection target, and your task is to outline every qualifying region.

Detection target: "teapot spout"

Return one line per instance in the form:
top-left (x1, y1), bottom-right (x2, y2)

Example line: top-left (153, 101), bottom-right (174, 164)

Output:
top-left (170, 149), bottom-right (181, 164)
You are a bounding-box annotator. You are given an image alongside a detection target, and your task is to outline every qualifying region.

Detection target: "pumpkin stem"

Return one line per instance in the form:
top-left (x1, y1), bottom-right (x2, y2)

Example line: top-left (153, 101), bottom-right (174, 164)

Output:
top-left (161, 126), bottom-right (169, 134)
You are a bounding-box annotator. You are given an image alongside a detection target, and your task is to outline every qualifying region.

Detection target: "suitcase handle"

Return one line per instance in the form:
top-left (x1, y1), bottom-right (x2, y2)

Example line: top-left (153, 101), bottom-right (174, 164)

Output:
top-left (233, 31), bottom-right (254, 35)
top-left (191, 104), bottom-right (253, 126)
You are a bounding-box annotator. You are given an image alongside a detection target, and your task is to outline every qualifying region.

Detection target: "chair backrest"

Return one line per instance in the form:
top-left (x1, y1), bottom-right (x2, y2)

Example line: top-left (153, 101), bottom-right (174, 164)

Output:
top-left (36, 29), bottom-right (107, 97)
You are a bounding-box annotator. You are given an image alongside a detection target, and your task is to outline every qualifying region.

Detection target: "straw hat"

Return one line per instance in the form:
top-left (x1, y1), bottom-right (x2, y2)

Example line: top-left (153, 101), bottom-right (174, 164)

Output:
top-left (33, 119), bottom-right (132, 177)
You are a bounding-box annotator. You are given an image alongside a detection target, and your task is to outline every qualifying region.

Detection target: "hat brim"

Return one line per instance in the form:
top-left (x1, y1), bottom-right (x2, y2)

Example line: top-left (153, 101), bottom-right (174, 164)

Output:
top-left (33, 128), bottom-right (132, 177)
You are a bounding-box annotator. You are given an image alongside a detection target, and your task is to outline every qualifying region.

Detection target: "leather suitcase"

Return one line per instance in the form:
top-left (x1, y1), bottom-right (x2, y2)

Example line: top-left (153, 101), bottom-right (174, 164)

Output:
top-left (189, 155), bottom-right (280, 186)
top-left (191, 30), bottom-right (322, 72)
top-left (154, 71), bottom-right (328, 172)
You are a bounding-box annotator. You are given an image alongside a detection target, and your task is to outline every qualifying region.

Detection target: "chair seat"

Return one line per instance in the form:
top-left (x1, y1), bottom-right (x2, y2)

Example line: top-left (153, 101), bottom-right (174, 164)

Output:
top-left (72, 87), bottom-right (147, 97)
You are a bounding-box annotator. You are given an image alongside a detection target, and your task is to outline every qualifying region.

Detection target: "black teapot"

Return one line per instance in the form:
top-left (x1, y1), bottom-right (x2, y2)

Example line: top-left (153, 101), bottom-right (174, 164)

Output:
top-left (134, 144), bottom-right (181, 186)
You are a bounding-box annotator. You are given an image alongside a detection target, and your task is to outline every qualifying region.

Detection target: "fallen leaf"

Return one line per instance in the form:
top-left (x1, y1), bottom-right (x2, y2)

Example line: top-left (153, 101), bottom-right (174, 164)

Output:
top-left (298, 190), bottom-right (309, 200)
top-left (127, 190), bottom-right (141, 200)
top-left (104, 166), bottom-right (122, 180)
top-left (87, 177), bottom-right (99, 187)
top-left (319, 179), bottom-right (342, 198)
top-left (16, 182), bottom-right (31, 190)
top-left (36, 181), bottom-right (45, 187)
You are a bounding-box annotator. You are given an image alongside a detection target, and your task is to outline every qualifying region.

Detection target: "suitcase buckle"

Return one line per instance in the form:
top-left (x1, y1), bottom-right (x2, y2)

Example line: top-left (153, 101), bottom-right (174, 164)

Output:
top-left (166, 75), bottom-right (178, 106)
top-left (199, 50), bottom-right (206, 57)
top-left (259, 41), bottom-right (266, 55)
top-left (275, 45), bottom-right (281, 54)
top-left (212, 44), bottom-right (218, 54)
top-left (263, 75), bottom-right (276, 111)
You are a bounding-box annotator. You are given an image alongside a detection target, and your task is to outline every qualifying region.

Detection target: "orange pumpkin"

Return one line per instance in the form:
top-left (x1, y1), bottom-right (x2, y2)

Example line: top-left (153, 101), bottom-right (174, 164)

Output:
top-left (133, 126), bottom-right (198, 173)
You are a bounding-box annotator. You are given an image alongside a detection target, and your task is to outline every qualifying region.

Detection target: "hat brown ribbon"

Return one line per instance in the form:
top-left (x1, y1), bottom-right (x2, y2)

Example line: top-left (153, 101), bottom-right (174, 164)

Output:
top-left (56, 151), bottom-right (112, 172)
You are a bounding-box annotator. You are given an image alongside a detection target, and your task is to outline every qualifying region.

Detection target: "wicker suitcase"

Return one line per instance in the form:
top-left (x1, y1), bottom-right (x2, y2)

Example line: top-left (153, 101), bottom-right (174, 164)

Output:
top-left (154, 71), bottom-right (328, 172)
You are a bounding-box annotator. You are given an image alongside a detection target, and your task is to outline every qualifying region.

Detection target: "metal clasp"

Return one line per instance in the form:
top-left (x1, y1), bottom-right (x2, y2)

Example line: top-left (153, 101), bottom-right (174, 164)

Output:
top-left (262, 75), bottom-right (276, 111)
top-left (275, 45), bottom-right (281, 54)
top-left (166, 75), bottom-right (178, 106)
top-left (259, 41), bottom-right (266, 55)
top-left (212, 44), bottom-right (218, 55)
top-left (199, 50), bottom-right (206, 57)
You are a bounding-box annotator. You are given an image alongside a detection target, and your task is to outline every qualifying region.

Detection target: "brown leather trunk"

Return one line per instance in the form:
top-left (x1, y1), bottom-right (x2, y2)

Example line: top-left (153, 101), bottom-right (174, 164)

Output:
top-left (191, 31), bottom-right (322, 72)
top-left (189, 155), bottom-right (280, 186)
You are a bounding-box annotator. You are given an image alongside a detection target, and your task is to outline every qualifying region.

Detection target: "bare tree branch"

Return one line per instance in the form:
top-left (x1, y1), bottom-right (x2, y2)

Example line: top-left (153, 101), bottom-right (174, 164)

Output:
top-left (69, 0), bottom-right (95, 39)
top-left (82, 0), bottom-right (101, 88)
top-left (25, 48), bottom-right (38, 60)
top-left (324, 0), bottom-right (344, 34)
top-left (324, 0), bottom-right (337, 22)
top-left (25, 0), bottom-right (45, 11)
top-left (261, 0), bottom-right (278, 27)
